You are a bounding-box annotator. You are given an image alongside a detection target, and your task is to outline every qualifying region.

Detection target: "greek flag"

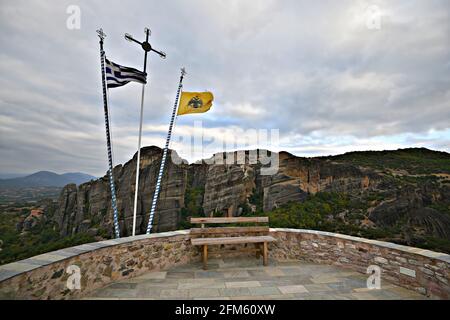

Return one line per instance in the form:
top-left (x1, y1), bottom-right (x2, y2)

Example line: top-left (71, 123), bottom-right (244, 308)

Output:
top-left (105, 58), bottom-right (147, 88)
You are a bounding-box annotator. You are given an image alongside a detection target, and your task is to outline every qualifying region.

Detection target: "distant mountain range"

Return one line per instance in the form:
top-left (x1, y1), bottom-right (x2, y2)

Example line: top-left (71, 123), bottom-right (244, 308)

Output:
top-left (0, 171), bottom-right (96, 188)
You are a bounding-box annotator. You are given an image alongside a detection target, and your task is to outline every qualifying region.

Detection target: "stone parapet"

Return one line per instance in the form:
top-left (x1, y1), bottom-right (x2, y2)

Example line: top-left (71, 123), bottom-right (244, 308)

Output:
top-left (270, 228), bottom-right (450, 299)
top-left (0, 230), bottom-right (195, 299)
top-left (0, 229), bottom-right (449, 299)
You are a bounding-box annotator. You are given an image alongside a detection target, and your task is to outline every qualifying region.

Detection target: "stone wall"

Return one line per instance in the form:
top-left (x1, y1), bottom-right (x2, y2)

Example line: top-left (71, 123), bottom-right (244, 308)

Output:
top-left (0, 229), bottom-right (449, 299)
top-left (270, 229), bottom-right (450, 299)
top-left (0, 231), bottom-right (196, 299)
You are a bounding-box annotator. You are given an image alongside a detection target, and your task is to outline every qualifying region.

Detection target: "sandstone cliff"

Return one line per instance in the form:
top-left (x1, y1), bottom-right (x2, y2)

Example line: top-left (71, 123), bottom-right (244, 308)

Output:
top-left (54, 146), bottom-right (187, 236)
top-left (52, 146), bottom-right (450, 251)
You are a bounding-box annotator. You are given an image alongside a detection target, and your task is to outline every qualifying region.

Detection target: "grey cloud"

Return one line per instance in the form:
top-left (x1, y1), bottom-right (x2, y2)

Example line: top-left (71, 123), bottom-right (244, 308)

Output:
top-left (0, 0), bottom-right (449, 176)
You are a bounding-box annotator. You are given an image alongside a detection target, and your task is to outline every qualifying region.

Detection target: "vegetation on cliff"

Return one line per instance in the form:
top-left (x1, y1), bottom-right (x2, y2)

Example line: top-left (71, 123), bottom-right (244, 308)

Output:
top-left (326, 148), bottom-right (450, 175)
top-left (180, 187), bottom-right (204, 229)
top-left (0, 202), bottom-right (95, 265)
top-left (262, 193), bottom-right (450, 254)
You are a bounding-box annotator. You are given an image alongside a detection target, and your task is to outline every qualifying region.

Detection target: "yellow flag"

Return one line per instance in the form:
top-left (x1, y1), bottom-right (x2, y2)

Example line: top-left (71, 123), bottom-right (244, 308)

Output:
top-left (177, 92), bottom-right (214, 116)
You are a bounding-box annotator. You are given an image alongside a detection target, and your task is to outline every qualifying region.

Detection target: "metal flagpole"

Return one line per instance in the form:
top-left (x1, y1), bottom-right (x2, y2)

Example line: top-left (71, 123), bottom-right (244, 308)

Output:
top-left (146, 68), bottom-right (186, 234)
top-left (132, 85), bottom-right (145, 237)
top-left (124, 28), bottom-right (166, 236)
top-left (131, 29), bottom-right (149, 237)
top-left (97, 28), bottom-right (121, 238)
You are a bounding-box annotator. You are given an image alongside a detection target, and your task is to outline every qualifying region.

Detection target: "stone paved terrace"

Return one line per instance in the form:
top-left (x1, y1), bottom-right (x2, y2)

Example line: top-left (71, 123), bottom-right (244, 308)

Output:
top-left (85, 257), bottom-right (428, 300)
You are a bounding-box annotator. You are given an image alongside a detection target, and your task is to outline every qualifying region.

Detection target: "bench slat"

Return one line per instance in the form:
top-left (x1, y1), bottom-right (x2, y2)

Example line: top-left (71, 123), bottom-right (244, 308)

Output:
top-left (191, 236), bottom-right (276, 246)
top-left (190, 226), bottom-right (269, 235)
top-left (190, 217), bottom-right (269, 224)
top-left (206, 248), bottom-right (262, 255)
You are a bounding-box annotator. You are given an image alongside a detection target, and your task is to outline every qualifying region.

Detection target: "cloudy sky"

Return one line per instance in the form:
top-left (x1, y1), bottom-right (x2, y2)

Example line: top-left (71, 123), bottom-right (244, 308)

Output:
top-left (0, 0), bottom-right (449, 176)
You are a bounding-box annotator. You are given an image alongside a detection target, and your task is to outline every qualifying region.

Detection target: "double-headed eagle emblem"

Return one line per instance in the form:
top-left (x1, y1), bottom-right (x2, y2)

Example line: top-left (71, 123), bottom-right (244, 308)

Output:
top-left (188, 96), bottom-right (203, 109)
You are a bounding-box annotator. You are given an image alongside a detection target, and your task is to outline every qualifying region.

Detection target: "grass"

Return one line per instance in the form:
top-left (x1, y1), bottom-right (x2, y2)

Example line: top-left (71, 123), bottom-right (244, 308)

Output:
top-left (325, 148), bottom-right (450, 175)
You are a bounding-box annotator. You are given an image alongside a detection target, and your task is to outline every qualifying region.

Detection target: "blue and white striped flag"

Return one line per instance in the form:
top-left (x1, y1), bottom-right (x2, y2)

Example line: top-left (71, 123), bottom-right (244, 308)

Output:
top-left (105, 58), bottom-right (147, 89)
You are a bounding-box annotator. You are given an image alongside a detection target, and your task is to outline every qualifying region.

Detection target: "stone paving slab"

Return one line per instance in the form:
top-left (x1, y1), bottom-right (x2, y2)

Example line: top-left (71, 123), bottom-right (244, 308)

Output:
top-left (249, 286), bottom-right (282, 296)
top-left (108, 283), bottom-right (138, 290)
top-left (178, 279), bottom-right (225, 290)
top-left (135, 287), bottom-right (163, 297)
top-left (136, 281), bottom-right (178, 289)
top-left (167, 271), bottom-right (195, 279)
top-left (194, 297), bottom-right (231, 300)
top-left (85, 258), bottom-right (429, 300)
top-left (278, 285), bottom-right (309, 294)
top-left (310, 275), bottom-right (342, 284)
top-left (160, 289), bottom-right (189, 299)
top-left (303, 283), bottom-right (335, 292)
top-left (219, 287), bottom-right (252, 296)
top-left (222, 270), bottom-right (250, 278)
top-left (264, 267), bottom-right (285, 277)
top-left (188, 288), bottom-right (221, 298)
top-left (133, 271), bottom-right (167, 280)
top-left (225, 281), bottom-right (261, 288)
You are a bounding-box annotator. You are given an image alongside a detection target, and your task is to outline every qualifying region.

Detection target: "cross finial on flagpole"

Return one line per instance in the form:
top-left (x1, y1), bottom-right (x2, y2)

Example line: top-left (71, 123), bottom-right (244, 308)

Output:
top-left (96, 28), bottom-right (106, 41)
top-left (124, 28), bottom-right (166, 61)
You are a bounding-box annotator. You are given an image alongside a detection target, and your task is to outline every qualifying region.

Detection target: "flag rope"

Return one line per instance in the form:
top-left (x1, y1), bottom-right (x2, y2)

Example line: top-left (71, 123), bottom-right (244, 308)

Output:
top-left (106, 84), bottom-right (118, 229)
top-left (98, 31), bottom-right (121, 238)
top-left (146, 68), bottom-right (186, 234)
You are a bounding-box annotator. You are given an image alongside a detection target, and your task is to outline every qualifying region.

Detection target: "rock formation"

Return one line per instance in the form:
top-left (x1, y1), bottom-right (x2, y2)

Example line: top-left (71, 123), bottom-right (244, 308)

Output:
top-left (54, 146), bottom-right (187, 237)
top-left (51, 146), bottom-right (450, 250)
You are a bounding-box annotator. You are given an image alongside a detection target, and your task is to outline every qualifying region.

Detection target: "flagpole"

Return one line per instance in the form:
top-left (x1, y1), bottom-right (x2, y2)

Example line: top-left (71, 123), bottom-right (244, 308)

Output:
top-left (125, 28), bottom-right (166, 237)
top-left (97, 29), bottom-right (121, 238)
top-left (132, 85), bottom-right (145, 236)
top-left (146, 68), bottom-right (186, 234)
top-left (132, 28), bottom-right (150, 237)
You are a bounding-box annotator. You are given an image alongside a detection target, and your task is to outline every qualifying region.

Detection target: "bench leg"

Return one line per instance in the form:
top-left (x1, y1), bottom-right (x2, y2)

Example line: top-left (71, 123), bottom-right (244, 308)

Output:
top-left (263, 242), bottom-right (268, 266)
top-left (255, 243), bottom-right (261, 259)
top-left (202, 244), bottom-right (208, 270)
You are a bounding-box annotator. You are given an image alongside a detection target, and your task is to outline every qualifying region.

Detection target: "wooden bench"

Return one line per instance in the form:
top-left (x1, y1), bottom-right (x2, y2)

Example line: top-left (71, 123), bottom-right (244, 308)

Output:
top-left (190, 217), bottom-right (276, 270)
